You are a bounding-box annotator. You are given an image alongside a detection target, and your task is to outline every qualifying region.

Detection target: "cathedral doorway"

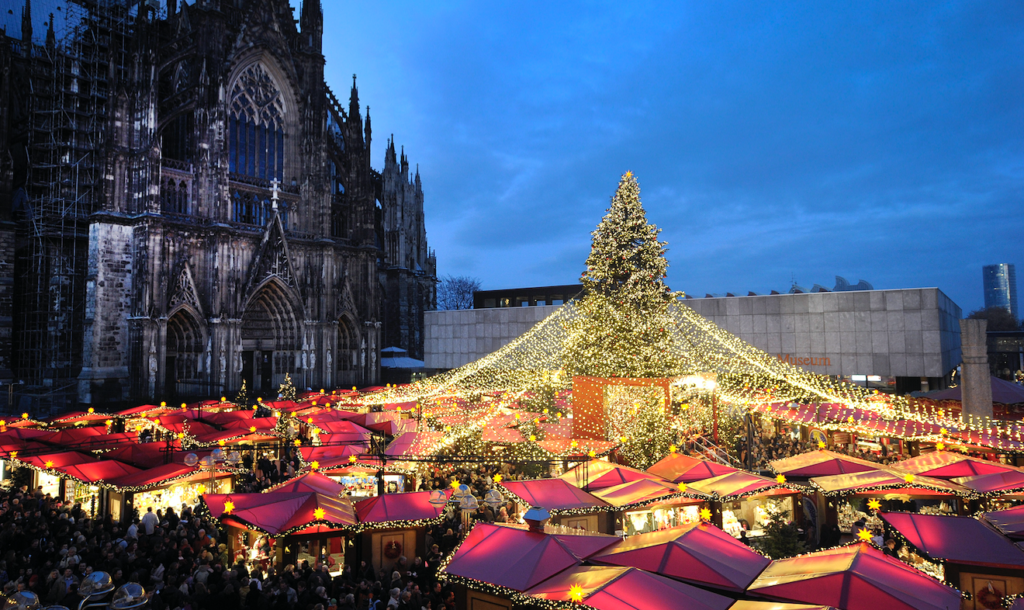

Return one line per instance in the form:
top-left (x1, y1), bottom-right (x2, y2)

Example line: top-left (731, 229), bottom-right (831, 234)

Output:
top-left (166, 308), bottom-right (204, 397)
top-left (241, 279), bottom-right (300, 393)
top-left (337, 317), bottom-right (358, 388)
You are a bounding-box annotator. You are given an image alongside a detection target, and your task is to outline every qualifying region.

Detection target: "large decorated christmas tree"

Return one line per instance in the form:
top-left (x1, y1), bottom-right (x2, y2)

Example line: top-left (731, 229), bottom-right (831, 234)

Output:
top-left (563, 171), bottom-right (683, 379)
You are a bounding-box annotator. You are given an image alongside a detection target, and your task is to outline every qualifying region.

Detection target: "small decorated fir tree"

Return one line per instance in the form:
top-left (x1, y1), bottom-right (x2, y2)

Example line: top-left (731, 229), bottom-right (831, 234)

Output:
top-left (758, 501), bottom-right (805, 559)
top-left (234, 380), bottom-right (249, 408)
top-left (279, 372), bottom-right (297, 401)
top-left (563, 171), bottom-right (683, 379)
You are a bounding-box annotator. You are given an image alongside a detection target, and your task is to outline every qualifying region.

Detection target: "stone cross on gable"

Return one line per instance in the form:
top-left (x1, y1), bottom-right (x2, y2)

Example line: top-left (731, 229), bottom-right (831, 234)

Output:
top-left (270, 178), bottom-right (280, 210)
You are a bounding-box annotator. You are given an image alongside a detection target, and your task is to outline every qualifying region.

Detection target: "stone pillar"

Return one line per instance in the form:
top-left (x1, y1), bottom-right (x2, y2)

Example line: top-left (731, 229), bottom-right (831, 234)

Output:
top-left (959, 318), bottom-right (993, 420)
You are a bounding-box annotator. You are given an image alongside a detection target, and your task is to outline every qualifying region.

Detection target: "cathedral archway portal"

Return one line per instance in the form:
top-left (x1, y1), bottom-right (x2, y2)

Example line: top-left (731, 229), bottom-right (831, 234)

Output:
top-left (166, 307), bottom-right (205, 397)
top-left (241, 279), bottom-right (301, 394)
top-left (337, 315), bottom-right (359, 388)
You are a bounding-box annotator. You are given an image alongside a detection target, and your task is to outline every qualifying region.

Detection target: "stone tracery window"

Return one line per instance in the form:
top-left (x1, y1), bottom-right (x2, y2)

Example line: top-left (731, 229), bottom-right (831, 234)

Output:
top-left (229, 63), bottom-right (285, 181)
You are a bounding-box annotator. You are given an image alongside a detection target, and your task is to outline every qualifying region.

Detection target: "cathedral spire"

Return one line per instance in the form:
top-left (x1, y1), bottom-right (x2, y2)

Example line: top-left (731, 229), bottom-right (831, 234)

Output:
top-left (21, 0), bottom-right (33, 48)
top-left (45, 12), bottom-right (54, 50)
top-left (364, 105), bottom-right (372, 146)
top-left (349, 74), bottom-right (360, 118)
top-left (300, 0), bottom-right (322, 51)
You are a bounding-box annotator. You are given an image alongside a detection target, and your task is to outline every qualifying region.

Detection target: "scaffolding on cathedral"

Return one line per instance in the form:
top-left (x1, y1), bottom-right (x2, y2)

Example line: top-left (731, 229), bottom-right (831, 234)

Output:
top-left (7, 0), bottom-right (136, 414)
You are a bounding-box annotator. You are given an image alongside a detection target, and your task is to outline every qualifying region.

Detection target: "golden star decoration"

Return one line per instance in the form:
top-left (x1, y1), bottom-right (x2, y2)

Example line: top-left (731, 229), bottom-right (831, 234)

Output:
top-left (624, 170), bottom-right (633, 178)
top-left (348, 456), bottom-right (357, 464)
top-left (818, 441), bottom-right (826, 449)
top-left (450, 480), bottom-right (460, 491)
top-left (903, 474), bottom-right (915, 484)
top-left (197, 484), bottom-right (206, 495)
top-left (218, 440), bottom-right (226, 447)
top-left (492, 474), bottom-right (502, 483)
top-left (857, 528), bottom-right (873, 542)
top-left (776, 474), bottom-right (787, 484)
top-left (8, 451), bottom-right (16, 459)
top-left (588, 450), bottom-right (596, 458)
top-left (570, 440), bottom-right (579, 448)
top-left (294, 439), bottom-right (302, 446)
top-left (177, 433), bottom-right (185, 439)
top-left (249, 426), bottom-right (257, 433)
top-left (310, 461), bottom-right (320, 470)
top-left (678, 483), bottom-right (687, 492)
top-left (529, 434), bottom-right (536, 441)
top-left (44, 460), bottom-right (53, 468)
top-left (699, 507), bottom-right (713, 521)
top-left (936, 441), bottom-right (945, 451)
top-left (940, 427), bottom-right (948, 436)
top-left (223, 500), bottom-right (235, 514)
top-left (569, 584), bottom-right (584, 603)
top-left (867, 499), bottom-right (881, 511)
top-left (88, 407), bottom-right (95, 414)
top-left (313, 507), bottom-right (325, 520)
top-left (669, 444), bottom-right (678, 453)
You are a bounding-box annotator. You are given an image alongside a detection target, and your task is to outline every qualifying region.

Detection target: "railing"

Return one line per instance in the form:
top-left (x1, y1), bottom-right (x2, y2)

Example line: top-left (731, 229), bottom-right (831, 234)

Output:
top-left (690, 435), bottom-right (744, 468)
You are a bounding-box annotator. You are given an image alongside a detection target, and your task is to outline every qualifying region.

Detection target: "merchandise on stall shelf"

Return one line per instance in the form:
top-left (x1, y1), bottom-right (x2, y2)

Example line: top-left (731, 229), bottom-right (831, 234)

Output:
top-left (837, 501), bottom-right (881, 534)
top-left (134, 478), bottom-right (230, 513)
top-left (918, 502), bottom-right (956, 516)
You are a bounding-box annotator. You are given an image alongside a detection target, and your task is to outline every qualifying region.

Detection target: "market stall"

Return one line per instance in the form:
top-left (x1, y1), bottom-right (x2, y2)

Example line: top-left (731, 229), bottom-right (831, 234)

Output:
top-left (985, 505), bottom-right (1024, 540)
top-left (106, 461), bottom-right (233, 523)
top-left (880, 511), bottom-right (1024, 608)
top-left (896, 452), bottom-right (1020, 479)
top-left (589, 521), bottom-right (770, 593)
top-left (354, 489), bottom-right (453, 573)
top-left (810, 469), bottom-right (972, 533)
top-left (203, 491), bottom-right (357, 571)
top-left (689, 471), bottom-right (802, 539)
top-left (770, 449), bottom-right (879, 480)
top-left (499, 478), bottom-right (613, 534)
top-left (588, 478), bottom-right (710, 537)
top-left (559, 460), bottom-right (664, 491)
top-left (747, 542), bottom-right (963, 610)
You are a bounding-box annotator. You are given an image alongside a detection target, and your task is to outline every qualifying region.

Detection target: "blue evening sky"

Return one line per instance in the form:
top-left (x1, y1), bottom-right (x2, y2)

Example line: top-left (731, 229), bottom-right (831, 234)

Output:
top-left (7, 1), bottom-right (1022, 314)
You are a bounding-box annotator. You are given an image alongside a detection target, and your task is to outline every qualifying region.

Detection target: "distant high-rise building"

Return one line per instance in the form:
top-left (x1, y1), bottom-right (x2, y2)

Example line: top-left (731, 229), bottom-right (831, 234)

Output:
top-left (983, 264), bottom-right (1018, 319)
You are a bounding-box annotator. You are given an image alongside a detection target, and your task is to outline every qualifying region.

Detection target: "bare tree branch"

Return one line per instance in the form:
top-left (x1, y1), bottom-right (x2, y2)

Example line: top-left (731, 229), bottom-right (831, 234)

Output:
top-left (436, 275), bottom-right (481, 310)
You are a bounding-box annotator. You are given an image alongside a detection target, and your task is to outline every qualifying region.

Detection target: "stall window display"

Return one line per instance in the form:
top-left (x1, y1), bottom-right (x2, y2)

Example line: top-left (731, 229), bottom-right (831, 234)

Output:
top-left (328, 474), bottom-right (405, 497)
top-left (722, 496), bottom-right (794, 538)
top-left (133, 477), bottom-right (231, 514)
top-left (624, 504), bottom-right (701, 536)
top-left (837, 499), bottom-right (882, 534)
top-left (37, 472), bottom-right (60, 498)
top-left (65, 480), bottom-right (97, 509)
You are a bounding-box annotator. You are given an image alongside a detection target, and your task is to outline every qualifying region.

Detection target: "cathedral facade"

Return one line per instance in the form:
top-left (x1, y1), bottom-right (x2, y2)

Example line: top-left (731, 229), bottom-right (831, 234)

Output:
top-left (0, 0), bottom-right (435, 408)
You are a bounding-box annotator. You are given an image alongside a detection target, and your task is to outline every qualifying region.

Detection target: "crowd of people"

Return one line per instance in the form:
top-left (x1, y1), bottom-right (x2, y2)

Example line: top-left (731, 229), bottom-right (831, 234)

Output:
top-left (0, 475), bottom-right (472, 610)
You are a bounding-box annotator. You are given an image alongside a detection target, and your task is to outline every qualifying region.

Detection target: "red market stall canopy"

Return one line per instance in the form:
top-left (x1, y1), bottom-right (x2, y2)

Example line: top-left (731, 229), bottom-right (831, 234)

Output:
top-left (952, 470), bottom-right (1024, 496)
top-left (106, 462), bottom-right (211, 491)
top-left (354, 489), bottom-right (452, 527)
top-left (480, 426), bottom-right (525, 444)
top-left (809, 469), bottom-right (972, 498)
top-left (313, 420), bottom-right (373, 436)
top-left (266, 471), bottom-right (347, 496)
top-left (18, 451), bottom-right (97, 469)
top-left (880, 512), bottom-right (1024, 569)
top-left (770, 450), bottom-right (879, 478)
top-left (204, 492), bottom-right (357, 536)
top-left (38, 426), bottom-right (107, 446)
top-left (55, 460), bottom-right (141, 485)
top-left (560, 460), bottom-right (665, 491)
top-left (895, 452), bottom-right (1019, 479)
top-left (524, 565), bottom-right (733, 610)
top-left (0, 440), bottom-right (47, 457)
top-left (747, 543), bottom-right (962, 610)
top-left (499, 479), bottom-right (610, 513)
top-left (299, 444), bottom-right (366, 465)
top-left (103, 443), bottom-right (172, 468)
top-left (222, 416), bottom-right (279, 432)
top-left (538, 422), bottom-right (572, 439)
top-left (591, 479), bottom-right (702, 509)
top-left (729, 603), bottom-right (835, 610)
top-left (647, 453), bottom-right (739, 484)
top-left (927, 376), bottom-right (1024, 404)
top-left (0, 428), bottom-right (51, 442)
top-left (441, 523), bottom-right (617, 592)
top-left (385, 432), bottom-right (447, 457)
top-left (690, 471), bottom-right (797, 500)
top-left (984, 505), bottom-right (1024, 540)
top-left (590, 521), bottom-right (770, 592)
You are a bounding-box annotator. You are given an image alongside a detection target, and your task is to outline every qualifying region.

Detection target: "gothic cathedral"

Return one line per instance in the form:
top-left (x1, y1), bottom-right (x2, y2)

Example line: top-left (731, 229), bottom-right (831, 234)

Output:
top-left (0, 0), bottom-right (436, 409)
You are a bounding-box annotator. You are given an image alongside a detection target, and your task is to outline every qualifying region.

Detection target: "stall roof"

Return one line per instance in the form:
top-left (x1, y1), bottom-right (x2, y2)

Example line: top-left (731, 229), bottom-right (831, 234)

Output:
top-left (56, 460), bottom-right (141, 484)
top-left (952, 470), bottom-right (1024, 496)
top-left (590, 478), bottom-right (702, 508)
top-left (480, 426), bottom-right (525, 444)
top-left (983, 505), bottom-right (1024, 540)
top-left (560, 460), bottom-right (665, 491)
top-left (385, 432), bottom-right (447, 457)
top-left (499, 479), bottom-right (610, 512)
top-left (354, 489), bottom-right (452, 525)
top-left (809, 469), bottom-right (971, 498)
top-left (747, 543), bottom-right (962, 610)
top-left (728, 603), bottom-right (835, 610)
top-left (927, 376), bottom-right (1024, 404)
top-left (895, 452), bottom-right (1019, 479)
top-left (647, 453), bottom-right (739, 484)
top-left (106, 462), bottom-right (206, 491)
top-left (590, 521), bottom-right (770, 592)
top-left (880, 512), bottom-right (1024, 569)
top-left (103, 443), bottom-right (172, 468)
top-left (299, 444), bottom-right (366, 465)
top-left (266, 471), bottom-right (347, 496)
top-left (690, 471), bottom-right (796, 500)
top-left (18, 451), bottom-right (97, 469)
top-left (204, 492), bottom-right (357, 535)
top-left (770, 450), bottom-right (879, 478)
top-left (314, 420), bottom-right (373, 435)
top-left (524, 565), bottom-right (733, 610)
top-left (441, 522), bottom-right (617, 592)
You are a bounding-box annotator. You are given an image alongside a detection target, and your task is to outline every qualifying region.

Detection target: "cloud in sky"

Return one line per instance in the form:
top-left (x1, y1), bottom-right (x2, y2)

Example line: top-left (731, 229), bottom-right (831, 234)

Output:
top-left (9, 1), bottom-right (1019, 312)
